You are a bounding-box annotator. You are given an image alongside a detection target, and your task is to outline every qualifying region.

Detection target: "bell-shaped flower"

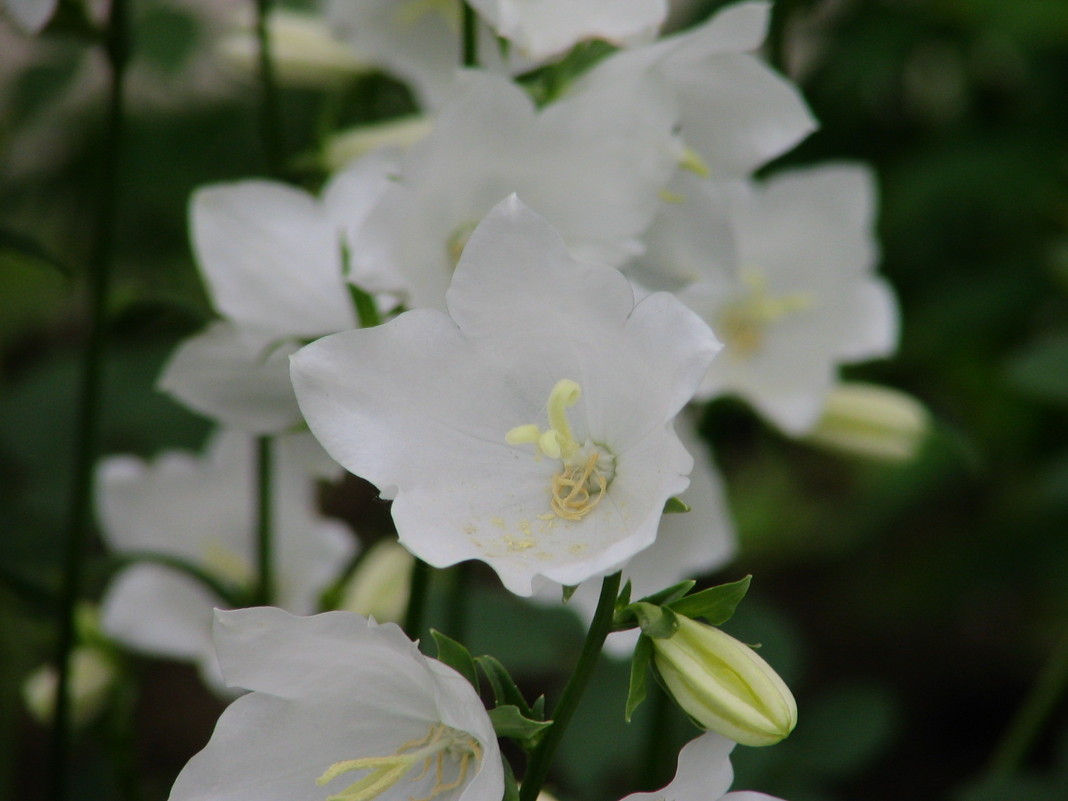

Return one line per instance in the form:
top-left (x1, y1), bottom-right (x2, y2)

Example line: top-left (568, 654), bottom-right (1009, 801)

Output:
top-left (4, 0), bottom-right (57, 33)
top-left (573, 0), bottom-right (816, 180)
top-left (98, 431), bottom-right (355, 690)
top-left (466, 0), bottom-right (666, 61)
top-left (621, 732), bottom-right (786, 801)
top-left (681, 163), bottom-right (899, 434)
top-left (169, 607), bottom-right (503, 801)
top-left (159, 151), bottom-right (396, 433)
top-left (351, 70), bottom-right (680, 311)
top-left (291, 197), bottom-right (720, 597)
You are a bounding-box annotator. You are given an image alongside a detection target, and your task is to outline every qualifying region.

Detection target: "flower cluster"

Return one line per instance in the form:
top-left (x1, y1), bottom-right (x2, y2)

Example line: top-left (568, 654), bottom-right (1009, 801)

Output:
top-left (45, 2), bottom-right (923, 800)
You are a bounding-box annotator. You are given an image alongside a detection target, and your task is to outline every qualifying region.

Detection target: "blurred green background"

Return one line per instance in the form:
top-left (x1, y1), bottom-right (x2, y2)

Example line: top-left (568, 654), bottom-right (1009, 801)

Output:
top-left (2, 1), bottom-right (1068, 800)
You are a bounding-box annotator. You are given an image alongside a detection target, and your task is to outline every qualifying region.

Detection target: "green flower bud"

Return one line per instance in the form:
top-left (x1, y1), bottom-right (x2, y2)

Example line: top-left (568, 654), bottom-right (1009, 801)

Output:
top-left (651, 614), bottom-right (797, 747)
top-left (802, 382), bottom-right (929, 462)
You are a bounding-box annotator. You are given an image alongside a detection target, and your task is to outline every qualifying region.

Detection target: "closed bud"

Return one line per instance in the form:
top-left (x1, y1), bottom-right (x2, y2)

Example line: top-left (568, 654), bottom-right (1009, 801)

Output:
top-left (651, 614), bottom-right (797, 747)
top-left (340, 540), bottom-right (414, 624)
top-left (803, 382), bottom-right (929, 462)
top-left (23, 646), bottom-right (117, 728)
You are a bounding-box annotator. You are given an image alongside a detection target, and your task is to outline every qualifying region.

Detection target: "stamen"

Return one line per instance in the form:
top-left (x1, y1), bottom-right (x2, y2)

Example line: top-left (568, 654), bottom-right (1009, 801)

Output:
top-left (551, 451), bottom-right (608, 521)
top-left (719, 268), bottom-right (814, 358)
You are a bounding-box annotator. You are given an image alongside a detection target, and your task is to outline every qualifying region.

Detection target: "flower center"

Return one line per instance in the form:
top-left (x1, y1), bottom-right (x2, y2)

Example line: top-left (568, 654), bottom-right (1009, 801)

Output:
top-left (317, 723), bottom-right (482, 801)
top-left (716, 268), bottom-right (814, 358)
top-left (506, 379), bottom-right (615, 521)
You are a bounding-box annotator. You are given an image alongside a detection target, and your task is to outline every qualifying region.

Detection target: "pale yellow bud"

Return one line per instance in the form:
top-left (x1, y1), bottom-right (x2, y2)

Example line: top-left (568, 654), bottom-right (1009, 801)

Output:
top-left (218, 10), bottom-right (375, 88)
top-left (804, 382), bottom-right (929, 462)
top-left (652, 615), bottom-right (797, 747)
top-left (324, 115), bottom-right (434, 171)
top-left (23, 646), bottom-right (116, 728)
top-left (340, 540), bottom-right (415, 624)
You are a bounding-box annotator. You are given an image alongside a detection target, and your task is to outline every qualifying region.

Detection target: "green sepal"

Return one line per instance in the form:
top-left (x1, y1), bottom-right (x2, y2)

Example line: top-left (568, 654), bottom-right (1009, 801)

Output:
top-left (625, 634), bottom-right (653, 722)
top-left (562, 584), bottom-right (578, 602)
top-left (488, 705), bottom-right (553, 747)
top-left (616, 579), bottom-right (633, 610)
top-left (667, 575), bottom-right (752, 626)
top-left (662, 496), bottom-right (691, 514)
top-left (637, 580), bottom-right (696, 608)
top-left (431, 630), bottom-right (479, 691)
top-left (475, 655), bottom-right (534, 717)
top-left (630, 602), bottom-right (679, 640)
top-left (346, 282), bottom-right (382, 328)
top-left (501, 755), bottom-right (520, 801)
top-left (531, 694), bottom-right (546, 720)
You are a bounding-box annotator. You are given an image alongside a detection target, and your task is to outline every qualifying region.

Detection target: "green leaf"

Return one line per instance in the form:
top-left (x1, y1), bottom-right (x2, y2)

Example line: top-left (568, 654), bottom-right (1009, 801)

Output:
top-left (475, 655), bottom-right (533, 717)
top-left (662, 496), bottom-right (691, 514)
top-left (629, 602), bottom-right (679, 640)
top-left (625, 635), bottom-right (653, 722)
top-left (431, 630), bottom-right (479, 691)
top-left (636, 580), bottom-right (696, 607)
top-left (501, 755), bottom-right (520, 801)
top-left (0, 227), bottom-right (71, 277)
top-left (488, 705), bottom-right (554, 745)
top-left (1006, 334), bottom-right (1068, 405)
top-left (347, 282), bottom-right (382, 328)
top-left (668, 575), bottom-right (752, 626)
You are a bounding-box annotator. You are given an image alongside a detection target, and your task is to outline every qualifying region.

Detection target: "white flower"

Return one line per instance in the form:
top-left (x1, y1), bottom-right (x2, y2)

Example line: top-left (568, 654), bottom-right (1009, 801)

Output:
top-left (466, 0), bottom-right (666, 60)
top-left (98, 431), bottom-right (355, 690)
top-left (322, 0), bottom-right (538, 110)
top-left (4, 0), bottom-right (57, 33)
top-left (573, 0), bottom-right (816, 179)
top-left (291, 197), bottom-right (720, 597)
top-left (621, 732), bottom-right (786, 801)
top-left (682, 163), bottom-right (899, 434)
top-left (159, 151), bottom-right (396, 433)
top-left (352, 70), bottom-right (680, 311)
top-left (169, 607), bottom-right (502, 801)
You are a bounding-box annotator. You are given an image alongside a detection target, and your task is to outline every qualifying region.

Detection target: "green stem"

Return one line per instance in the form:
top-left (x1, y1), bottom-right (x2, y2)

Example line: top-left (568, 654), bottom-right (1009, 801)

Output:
top-left (254, 0), bottom-right (285, 176)
top-left (444, 562), bottom-right (471, 641)
top-left (404, 558), bottom-right (432, 640)
top-left (49, 1), bottom-right (129, 798)
top-left (987, 631), bottom-right (1068, 777)
top-left (461, 1), bottom-right (478, 68)
top-left (253, 436), bottom-right (274, 606)
top-left (519, 572), bottom-right (622, 801)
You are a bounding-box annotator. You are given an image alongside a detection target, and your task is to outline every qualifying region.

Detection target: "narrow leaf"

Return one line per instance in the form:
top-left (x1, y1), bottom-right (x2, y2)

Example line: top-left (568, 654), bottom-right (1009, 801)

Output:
top-left (488, 705), bottom-right (553, 744)
top-left (431, 630), bottom-right (479, 691)
top-left (475, 655), bottom-right (532, 716)
top-left (668, 575), bottom-right (752, 626)
top-left (636, 579), bottom-right (696, 608)
top-left (626, 635), bottom-right (653, 722)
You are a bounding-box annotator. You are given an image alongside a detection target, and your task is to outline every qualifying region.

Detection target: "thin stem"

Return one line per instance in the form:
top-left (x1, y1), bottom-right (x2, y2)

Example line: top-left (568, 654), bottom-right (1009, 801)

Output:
top-left (404, 558), bottom-right (432, 640)
top-left (254, 0), bottom-right (285, 176)
top-left (253, 436), bottom-right (274, 606)
top-left (519, 571), bottom-right (622, 801)
top-left (987, 631), bottom-right (1068, 777)
top-left (640, 683), bottom-right (674, 790)
top-left (49, 0), bottom-right (129, 798)
top-left (461, 1), bottom-right (478, 68)
top-left (444, 562), bottom-right (471, 641)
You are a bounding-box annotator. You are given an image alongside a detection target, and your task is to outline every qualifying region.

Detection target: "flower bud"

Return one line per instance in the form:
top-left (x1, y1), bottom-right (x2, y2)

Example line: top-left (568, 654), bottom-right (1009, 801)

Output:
top-left (340, 540), bottom-right (414, 624)
top-left (23, 646), bottom-right (117, 728)
top-left (651, 614), bottom-right (796, 747)
top-left (217, 9), bottom-right (375, 88)
top-left (803, 382), bottom-right (929, 462)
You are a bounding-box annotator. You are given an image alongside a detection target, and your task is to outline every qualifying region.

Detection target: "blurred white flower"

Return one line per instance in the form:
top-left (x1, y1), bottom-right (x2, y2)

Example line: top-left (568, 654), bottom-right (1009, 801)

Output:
top-left (340, 540), bottom-right (415, 625)
top-left (682, 163), bottom-right (899, 434)
top-left (159, 151), bottom-right (397, 433)
top-left (573, 0), bottom-right (816, 179)
top-left (3, 0), bottom-right (56, 33)
top-left (169, 607), bottom-right (503, 801)
top-left (466, 0), bottom-right (666, 60)
top-left (291, 197), bottom-right (719, 597)
top-left (621, 732), bottom-right (786, 801)
top-left (98, 431), bottom-right (355, 690)
top-left (352, 70), bottom-right (680, 311)
top-left (324, 114), bottom-right (434, 171)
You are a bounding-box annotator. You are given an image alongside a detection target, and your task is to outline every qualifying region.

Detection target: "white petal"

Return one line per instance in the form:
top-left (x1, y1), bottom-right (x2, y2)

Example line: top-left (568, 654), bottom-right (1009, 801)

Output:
top-left (190, 180), bottom-right (355, 338)
top-left (322, 148), bottom-right (400, 262)
top-left (4, 0), bottom-right (57, 32)
top-left (620, 733), bottom-right (735, 801)
top-left (158, 321), bottom-right (303, 434)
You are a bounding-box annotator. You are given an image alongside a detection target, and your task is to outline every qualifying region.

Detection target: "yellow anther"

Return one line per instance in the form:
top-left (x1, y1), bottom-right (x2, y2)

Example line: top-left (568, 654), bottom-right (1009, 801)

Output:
top-left (679, 145), bottom-right (710, 178)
